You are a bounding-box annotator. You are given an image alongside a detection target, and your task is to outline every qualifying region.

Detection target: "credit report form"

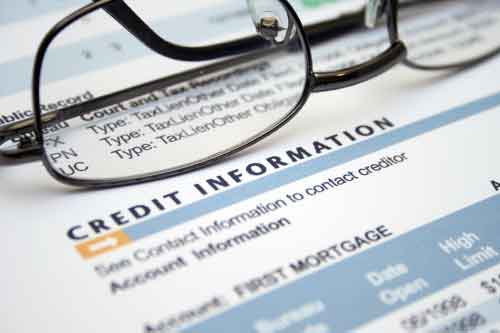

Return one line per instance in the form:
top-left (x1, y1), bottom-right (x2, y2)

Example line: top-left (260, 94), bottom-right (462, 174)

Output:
top-left (2, 1), bottom-right (500, 332)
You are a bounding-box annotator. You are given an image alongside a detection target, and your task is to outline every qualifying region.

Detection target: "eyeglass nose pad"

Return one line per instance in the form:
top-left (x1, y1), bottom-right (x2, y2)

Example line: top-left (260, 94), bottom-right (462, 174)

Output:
top-left (246, 0), bottom-right (294, 44)
top-left (365, 0), bottom-right (386, 29)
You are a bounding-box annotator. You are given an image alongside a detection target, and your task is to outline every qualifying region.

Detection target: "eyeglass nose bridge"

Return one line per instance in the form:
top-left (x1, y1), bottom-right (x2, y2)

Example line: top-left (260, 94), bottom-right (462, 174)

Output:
top-left (310, 0), bottom-right (405, 93)
top-left (310, 41), bottom-right (407, 93)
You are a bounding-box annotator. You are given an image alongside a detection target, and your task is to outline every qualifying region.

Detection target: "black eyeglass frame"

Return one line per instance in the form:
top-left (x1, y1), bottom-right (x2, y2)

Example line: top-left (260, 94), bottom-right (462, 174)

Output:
top-left (1, 0), bottom-right (498, 188)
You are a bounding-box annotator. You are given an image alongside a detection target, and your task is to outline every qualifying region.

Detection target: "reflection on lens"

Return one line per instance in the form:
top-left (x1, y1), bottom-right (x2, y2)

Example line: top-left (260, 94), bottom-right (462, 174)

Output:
top-left (399, 0), bottom-right (500, 67)
top-left (39, 0), bottom-right (308, 182)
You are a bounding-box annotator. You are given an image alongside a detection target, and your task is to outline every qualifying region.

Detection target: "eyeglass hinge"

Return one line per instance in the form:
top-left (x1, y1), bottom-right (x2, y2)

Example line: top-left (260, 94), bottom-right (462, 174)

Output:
top-left (0, 136), bottom-right (42, 160)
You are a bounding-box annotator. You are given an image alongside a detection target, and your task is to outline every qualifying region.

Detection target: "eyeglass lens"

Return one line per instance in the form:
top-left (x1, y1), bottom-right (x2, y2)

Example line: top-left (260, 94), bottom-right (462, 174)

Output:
top-left (39, 0), bottom-right (309, 181)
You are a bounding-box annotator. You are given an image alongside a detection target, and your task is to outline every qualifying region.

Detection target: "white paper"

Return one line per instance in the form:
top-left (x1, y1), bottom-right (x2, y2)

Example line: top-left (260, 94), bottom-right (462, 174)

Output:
top-left (2, 1), bottom-right (500, 332)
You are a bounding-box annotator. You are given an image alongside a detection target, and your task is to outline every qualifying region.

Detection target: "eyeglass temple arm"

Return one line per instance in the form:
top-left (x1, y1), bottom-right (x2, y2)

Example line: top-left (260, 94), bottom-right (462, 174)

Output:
top-left (99, 0), bottom-right (390, 61)
top-left (100, 0), bottom-right (266, 61)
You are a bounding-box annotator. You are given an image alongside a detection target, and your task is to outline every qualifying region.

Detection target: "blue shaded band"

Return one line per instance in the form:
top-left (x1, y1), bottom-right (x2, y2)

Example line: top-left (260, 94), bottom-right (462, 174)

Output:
top-left (125, 90), bottom-right (500, 241)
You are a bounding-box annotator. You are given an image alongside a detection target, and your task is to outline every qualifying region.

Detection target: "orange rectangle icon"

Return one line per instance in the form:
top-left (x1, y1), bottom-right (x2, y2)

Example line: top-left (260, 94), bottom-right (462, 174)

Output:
top-left (76, 230), bottom-right (131, 259)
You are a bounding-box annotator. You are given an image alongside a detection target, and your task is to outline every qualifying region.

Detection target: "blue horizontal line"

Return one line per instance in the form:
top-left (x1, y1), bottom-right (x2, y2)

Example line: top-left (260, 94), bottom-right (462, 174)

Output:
top-left (123, 90), bottom-right (500, 241)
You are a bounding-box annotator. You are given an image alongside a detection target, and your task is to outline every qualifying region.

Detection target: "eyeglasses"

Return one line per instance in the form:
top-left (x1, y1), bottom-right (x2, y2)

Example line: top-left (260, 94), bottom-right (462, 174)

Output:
top-left (0, 0), bottom-right (498, 188)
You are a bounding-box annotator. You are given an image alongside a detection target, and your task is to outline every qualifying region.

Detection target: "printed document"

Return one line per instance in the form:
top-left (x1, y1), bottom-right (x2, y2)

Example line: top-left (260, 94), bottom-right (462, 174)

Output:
top-left (2, 1), bottom-right (500, 332)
